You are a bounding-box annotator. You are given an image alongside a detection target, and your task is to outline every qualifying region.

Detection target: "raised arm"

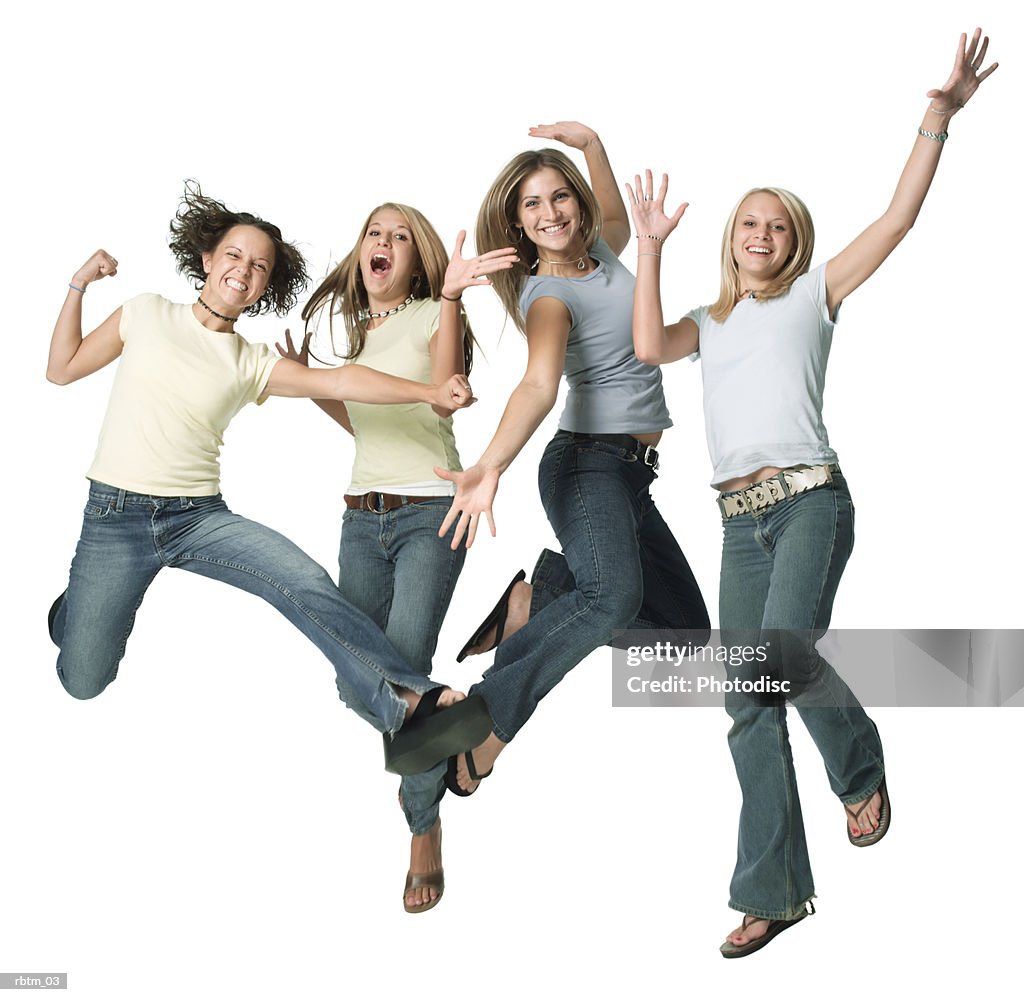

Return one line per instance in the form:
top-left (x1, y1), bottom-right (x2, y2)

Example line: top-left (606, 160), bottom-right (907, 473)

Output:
top-left (46, 250), bottom-right (125, 385)
top-left (430, 231), bottom-right (518, 415)
top-left (529, 122), bottom-right (631, 254)
top-left (436, 297), bottom-right (569, 549)
top-left (626, 170), bottom-right (700, 365)
top-left (274, 328), bottom-right (354, 434)
top-left (825, 29), bottom-right (997, 316)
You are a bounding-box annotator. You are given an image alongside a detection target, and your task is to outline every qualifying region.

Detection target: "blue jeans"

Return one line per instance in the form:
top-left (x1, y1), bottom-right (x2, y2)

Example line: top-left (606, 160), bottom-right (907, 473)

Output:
top-left (719, 472), bottom-right (884, 920)
top-left (474, 432), bottom-right (710, 742)
top-left (338, 498), bottom-right (465, 835)
top-left (51, 482), bottom-right (441, 733)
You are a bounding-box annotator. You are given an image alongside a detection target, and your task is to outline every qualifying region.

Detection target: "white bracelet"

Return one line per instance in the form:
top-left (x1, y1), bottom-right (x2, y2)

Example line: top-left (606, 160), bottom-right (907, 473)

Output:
top-left (636, 234), bottom-right (664, 242)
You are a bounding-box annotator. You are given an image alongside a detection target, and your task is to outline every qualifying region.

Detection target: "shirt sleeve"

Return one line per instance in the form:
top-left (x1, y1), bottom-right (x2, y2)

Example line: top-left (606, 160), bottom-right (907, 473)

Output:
top-left (682, 305), bottom-right (707, 361)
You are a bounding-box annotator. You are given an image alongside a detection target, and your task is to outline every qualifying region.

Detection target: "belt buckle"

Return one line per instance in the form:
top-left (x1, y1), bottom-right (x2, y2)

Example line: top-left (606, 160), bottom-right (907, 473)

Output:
top-left (642, 444), bottom-right (659, 470)
top-left (368, 491), bottom-right (388, 514)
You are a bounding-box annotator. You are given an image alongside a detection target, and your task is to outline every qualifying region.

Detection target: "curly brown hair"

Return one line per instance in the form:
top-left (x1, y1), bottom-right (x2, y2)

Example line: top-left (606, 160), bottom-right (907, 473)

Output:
top-left (168, 181), bottom-right (309, 317)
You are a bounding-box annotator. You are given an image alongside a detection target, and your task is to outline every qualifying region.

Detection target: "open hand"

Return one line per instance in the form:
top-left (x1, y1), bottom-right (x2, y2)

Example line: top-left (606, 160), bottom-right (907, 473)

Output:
top-left (442, 231), bottom-right (518, 301)
top-left (528, 121), bottom-right (599, 151)
top-left (625, 170), bottom-right (688, 243)
top-left (435, 463), bottom-right (500, 549)
top-left (927, 28), bottom-right (998, 116)
top-left (274, 328), bottom-right (310, 365)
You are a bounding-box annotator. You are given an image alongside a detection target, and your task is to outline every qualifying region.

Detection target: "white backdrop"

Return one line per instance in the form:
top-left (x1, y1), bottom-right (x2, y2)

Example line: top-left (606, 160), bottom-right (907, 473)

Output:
top-left (2, 2), bottom-right (1018, 998)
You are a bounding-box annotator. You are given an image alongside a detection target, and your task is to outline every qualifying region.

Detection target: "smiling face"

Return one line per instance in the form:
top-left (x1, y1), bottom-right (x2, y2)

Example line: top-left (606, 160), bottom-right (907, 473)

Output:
top-left (358, 208), bottom-right (421, 308)
top-left (514, 166), bottom-right (585, 260)
top-left (731, 191), bottom-right (795, 288)
top-left (200, 224), bottom-right (275, 314)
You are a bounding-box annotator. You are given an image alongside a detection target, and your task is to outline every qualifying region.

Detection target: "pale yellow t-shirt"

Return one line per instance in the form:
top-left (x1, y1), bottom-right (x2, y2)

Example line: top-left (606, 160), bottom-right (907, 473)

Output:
top-left (310, 297), bottom-right (461, 495)
top-left (86, 293), bottom-right (280, 495)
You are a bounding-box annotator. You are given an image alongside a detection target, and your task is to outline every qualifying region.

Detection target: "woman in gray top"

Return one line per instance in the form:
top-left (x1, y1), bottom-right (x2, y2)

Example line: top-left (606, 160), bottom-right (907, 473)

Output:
top-left (436, 122), bottom-right (710, 795)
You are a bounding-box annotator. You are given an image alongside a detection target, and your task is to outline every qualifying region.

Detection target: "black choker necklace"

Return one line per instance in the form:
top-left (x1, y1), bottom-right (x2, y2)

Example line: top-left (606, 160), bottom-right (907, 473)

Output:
top-left (366, 295), bottom-right (415, 320)
top-left (197, 297), bottom-right (240, 323)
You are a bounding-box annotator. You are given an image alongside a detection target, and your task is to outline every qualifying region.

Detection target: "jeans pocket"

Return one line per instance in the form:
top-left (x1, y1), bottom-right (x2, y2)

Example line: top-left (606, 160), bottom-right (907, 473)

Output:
top-left (83, 500), bottom-right (113, 519)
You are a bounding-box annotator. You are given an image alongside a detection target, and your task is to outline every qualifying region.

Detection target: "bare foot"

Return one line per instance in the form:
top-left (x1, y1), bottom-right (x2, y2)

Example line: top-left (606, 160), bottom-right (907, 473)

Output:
top-left (845, 788), bottom-right (882, 838)
top-left (454, 732), bottom-right (507, 793)
top-left (725, 915), bottom-right (771, 948)
top-left (395, 685), bottom-right (466, 723)
top-left (466, 581), bottom-right (532, 656)
top-left (405, 819), bottom-right (443, 911)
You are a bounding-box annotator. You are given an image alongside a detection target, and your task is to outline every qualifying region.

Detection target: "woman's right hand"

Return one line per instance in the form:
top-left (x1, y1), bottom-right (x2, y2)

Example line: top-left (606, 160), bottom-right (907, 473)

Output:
top-left (435, 463), bottom-right (500, 549)
top-left (528, 121), bottom-right (599, 151)
top-left (274, 328), bottom-right (310, 366)
top-left (433, 374), bottom-right (476, 412)
top-left (72, 249), bottom-right (119, 290)
top-left (626, 170), bottom-right (688, 244)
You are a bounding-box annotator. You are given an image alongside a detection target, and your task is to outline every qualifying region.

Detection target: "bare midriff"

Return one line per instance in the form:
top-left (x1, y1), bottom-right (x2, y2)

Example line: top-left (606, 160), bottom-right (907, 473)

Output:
top-left (716, 465), bottom-right (785, 494)
top-left (632, 431), bottom-right (662, 448)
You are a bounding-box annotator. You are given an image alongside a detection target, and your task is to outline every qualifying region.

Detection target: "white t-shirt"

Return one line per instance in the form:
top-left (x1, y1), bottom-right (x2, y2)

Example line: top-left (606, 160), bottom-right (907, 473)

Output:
top-left (685, 264), bottom-right (839, 488)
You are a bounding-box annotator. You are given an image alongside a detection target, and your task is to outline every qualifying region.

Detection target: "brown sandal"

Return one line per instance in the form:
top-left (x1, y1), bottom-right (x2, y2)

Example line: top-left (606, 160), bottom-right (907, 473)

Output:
top-left (403, 867), bottom-right (444, 914)
top-left (719, 902), bottom-right (814, 959)
top-left (845, 776), bottom-right (890, 847)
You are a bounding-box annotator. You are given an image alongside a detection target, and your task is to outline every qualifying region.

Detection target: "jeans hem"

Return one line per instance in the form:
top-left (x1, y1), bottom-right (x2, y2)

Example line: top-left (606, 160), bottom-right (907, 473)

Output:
top-left (728, 893), bottom-right (815, 922)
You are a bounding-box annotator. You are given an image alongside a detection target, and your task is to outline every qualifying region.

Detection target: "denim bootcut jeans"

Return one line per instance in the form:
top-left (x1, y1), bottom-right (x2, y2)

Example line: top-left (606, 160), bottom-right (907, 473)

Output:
top-left (718, 471), bottom-right (884, 920)
top-left (473, 431), bottom-right (710, 742)
top-left (338, 497), bottom-right (465, 835)
top-left (51, 482), bottom-right (444, 734)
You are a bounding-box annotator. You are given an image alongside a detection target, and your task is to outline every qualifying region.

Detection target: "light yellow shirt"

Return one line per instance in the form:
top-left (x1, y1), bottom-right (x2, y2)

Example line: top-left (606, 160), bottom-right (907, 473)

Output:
top-left (310, 298), bottom-right (461, 494)
top-left (86, 293), bottom-right (279, 495)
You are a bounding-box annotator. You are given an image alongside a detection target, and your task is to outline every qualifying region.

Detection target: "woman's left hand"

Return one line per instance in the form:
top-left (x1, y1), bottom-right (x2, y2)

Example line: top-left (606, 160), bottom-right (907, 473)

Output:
top-left (275, 328), bottom-right (310, 366)
top-left (626, 170), bottom-right (688, 243)
top-left (927, 28), bottom-right (998, 116)
top-left (441, 231), bottom-right (518, 301)
top-left (528, 121), bottom-right (599, 151)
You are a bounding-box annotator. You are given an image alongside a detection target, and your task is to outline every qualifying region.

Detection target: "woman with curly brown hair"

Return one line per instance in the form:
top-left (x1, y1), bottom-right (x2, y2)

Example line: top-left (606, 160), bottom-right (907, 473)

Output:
top-left (46, 185), bottom-right (490, 779)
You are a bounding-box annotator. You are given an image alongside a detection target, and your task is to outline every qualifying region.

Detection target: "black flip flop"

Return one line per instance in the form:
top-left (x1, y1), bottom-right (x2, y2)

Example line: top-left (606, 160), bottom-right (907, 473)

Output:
top-left (384, 691), bottom-right (493, 776)
top-left (719, 902), bottom-right (815, 959)
top-left (456, 570), bottom-right (526, 662)
top-left (444, 748), bottom-right (493, 797)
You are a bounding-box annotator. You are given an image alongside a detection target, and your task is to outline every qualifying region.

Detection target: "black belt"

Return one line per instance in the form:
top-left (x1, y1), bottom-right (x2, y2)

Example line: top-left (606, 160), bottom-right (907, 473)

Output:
top-left (569, 433), bottom-right (660, 470)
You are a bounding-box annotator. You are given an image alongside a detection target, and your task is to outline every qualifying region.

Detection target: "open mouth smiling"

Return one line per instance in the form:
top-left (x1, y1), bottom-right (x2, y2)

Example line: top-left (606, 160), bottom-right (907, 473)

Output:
top-left (370, 253), bottom-right (392, 275)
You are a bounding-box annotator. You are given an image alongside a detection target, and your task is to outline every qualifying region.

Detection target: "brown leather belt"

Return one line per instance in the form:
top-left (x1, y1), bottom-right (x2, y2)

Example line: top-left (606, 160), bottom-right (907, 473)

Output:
top-left (344, 492), bottom-right (440, 514)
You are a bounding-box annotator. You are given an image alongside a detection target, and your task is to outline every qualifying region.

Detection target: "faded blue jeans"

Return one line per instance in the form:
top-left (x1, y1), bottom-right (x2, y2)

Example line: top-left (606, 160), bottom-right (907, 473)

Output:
top-left (474, 432), bottom-right (710, 742)
top-left (51, 482), bottom-right (440, 731)
top-left (720, 472), bottom-right (884, 920)
top-left (338, 498), bottom-right (465, 834)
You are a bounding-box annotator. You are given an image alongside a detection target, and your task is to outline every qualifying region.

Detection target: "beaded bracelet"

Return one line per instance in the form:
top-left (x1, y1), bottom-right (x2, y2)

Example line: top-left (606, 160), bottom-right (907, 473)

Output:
top-left (636, 234), bottom-right (664, 242)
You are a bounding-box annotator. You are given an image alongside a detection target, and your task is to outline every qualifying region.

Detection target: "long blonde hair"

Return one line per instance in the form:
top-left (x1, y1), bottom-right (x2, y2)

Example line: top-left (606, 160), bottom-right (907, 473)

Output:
top-left (709, 187), bottom-right (815, 322)
top-left (302, 202), bottom-right (475, 373)
top-left (476, 149), bottom-right (602, 333)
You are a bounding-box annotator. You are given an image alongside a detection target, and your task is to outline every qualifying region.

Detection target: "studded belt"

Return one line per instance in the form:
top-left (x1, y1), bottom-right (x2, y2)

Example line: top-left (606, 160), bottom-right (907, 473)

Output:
top-left (717, 464), bottom-right (839, 519)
